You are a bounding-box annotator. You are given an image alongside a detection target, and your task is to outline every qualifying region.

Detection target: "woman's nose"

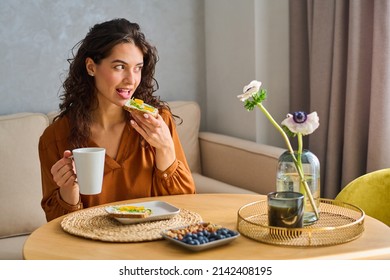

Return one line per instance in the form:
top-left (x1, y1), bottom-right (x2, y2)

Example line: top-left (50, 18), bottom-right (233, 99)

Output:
top-left (123, 70), bottom-right (136, 84)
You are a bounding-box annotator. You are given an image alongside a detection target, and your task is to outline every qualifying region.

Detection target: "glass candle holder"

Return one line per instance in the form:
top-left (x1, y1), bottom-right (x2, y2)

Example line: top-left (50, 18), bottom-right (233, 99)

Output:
top-left (267, 191), bottom-right (304, 228)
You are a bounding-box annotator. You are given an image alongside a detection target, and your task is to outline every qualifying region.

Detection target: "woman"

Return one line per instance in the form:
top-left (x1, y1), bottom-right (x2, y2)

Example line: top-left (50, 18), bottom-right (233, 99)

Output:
top-left (39, 18), bottom-right (195, 222)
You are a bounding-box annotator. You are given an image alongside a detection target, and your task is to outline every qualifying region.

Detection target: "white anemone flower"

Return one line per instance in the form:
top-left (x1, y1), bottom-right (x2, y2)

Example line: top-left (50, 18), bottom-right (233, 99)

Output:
top-left (281, 111), bottom-right (320, 135)
top-left (237, 80), bottom-right (262, 102)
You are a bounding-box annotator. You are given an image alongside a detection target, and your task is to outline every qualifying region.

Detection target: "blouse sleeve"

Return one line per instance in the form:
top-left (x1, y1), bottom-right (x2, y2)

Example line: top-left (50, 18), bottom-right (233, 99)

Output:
top-left (38, 119), bottom-right (83, 222)
top-left (152, 109), bottom-right (196, 196)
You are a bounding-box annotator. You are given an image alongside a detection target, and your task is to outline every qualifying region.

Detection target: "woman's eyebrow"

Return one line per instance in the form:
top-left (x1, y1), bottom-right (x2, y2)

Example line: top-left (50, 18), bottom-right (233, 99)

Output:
top-left (111, 59), bottom-right (128, 64)
top-left (111, 59), bottom-right (143, 66)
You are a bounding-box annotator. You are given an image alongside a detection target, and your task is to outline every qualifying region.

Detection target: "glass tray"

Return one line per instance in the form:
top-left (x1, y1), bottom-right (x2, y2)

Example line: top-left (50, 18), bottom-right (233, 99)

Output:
top-left (237, 199), bottom-right (365, 247)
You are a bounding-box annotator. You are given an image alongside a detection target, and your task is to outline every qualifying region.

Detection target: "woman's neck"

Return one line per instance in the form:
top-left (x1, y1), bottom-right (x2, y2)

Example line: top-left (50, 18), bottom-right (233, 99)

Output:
top-left (92, 99), bottom-right (126, 130)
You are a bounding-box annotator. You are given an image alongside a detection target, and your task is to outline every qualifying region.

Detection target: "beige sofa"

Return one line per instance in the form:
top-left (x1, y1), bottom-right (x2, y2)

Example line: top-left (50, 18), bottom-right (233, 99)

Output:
top-left (0, 101), bottom-right (285, 260)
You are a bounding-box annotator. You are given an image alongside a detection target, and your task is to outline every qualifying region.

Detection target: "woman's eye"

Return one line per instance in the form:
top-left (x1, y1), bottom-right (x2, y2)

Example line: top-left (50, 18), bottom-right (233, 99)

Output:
top-left (114, 65), bottom-right (125, 70)
top-left (135, 66), bottom-right (143, 72)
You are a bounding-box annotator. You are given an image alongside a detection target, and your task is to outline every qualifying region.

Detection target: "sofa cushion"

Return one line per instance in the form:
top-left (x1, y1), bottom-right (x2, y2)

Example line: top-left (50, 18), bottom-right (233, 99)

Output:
top-left (0, 235), bottom-right (28, 260)
top-left (169, 101), bottom-right (201, 173)
top-left (199, 132), bottom-right (284, 195)
top-left (192, 173), bottom-right (258, 194)
top-left (0, 113), bottom-right (48, 239)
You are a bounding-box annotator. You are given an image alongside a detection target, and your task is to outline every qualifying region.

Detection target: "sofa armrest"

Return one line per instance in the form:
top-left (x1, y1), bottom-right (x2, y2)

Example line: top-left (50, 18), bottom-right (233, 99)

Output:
top-left (198, 132), bottom-right (285, 195)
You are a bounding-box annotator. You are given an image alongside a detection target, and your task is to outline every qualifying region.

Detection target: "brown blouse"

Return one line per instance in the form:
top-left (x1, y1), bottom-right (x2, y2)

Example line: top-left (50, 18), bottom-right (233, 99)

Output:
top-left (38, 109), bottom-right (196, 222)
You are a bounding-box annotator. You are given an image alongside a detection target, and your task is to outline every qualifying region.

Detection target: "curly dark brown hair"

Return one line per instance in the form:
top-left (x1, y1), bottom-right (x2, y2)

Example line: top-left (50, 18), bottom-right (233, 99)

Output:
top-left (57, 18), bottom-right (169, 148)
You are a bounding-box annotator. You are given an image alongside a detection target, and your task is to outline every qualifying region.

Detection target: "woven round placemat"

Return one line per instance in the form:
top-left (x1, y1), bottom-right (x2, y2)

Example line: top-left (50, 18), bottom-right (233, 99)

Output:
top-left (61, 206), bottom-right (202, 242)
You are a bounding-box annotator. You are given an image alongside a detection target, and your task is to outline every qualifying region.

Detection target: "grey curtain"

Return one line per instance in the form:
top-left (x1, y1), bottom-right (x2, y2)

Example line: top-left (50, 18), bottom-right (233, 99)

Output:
top-left (289, 0), bottom-right (390, 198)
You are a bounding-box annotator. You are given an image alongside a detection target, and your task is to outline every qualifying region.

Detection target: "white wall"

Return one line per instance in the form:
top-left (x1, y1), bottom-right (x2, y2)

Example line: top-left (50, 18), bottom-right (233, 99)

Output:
top-left (0, 0), bottom-right (289, 147)
top-left (0, 0), bottom-right (206, 120)
top-left (205, 0), bottom-right (257, 141)
top-left (204, 0), bottom-right (289, 147)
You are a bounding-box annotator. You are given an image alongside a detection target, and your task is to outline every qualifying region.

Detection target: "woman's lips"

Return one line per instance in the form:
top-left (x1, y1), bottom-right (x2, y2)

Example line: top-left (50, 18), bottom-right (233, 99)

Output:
top-left (116, 88), bottom-right (131, 99)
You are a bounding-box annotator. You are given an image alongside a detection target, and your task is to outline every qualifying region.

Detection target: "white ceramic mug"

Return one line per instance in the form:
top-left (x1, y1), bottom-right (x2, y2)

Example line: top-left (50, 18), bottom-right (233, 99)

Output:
top-left (72, 147), bottom-right (105, 195)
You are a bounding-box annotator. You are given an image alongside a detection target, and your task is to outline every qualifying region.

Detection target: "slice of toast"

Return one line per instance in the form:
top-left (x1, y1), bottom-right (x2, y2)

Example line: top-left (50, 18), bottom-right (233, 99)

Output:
top-left (108, 205), bottom-right (152, 219)
top-left (123, 98), bottom-right (158, 117)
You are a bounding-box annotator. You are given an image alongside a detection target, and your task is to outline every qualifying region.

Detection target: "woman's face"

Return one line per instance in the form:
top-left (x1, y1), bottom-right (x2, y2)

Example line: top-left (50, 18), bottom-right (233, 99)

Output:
top-left (86, 42), bottom-right (144, 108)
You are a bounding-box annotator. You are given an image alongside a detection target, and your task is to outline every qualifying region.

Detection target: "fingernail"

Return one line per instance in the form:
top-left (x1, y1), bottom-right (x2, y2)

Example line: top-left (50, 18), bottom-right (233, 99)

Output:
top-left (143, 113), bottom-right (149, 119)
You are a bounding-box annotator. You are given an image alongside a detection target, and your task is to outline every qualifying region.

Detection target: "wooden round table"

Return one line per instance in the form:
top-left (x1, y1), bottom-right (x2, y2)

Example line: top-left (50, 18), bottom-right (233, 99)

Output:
top-left (23, 194), bottom-right (390, 260)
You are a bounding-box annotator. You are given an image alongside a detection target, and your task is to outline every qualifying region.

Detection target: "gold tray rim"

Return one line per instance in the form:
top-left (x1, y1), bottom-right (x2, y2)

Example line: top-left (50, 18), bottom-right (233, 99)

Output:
top-left (236, 198), bottom-right (365, 247)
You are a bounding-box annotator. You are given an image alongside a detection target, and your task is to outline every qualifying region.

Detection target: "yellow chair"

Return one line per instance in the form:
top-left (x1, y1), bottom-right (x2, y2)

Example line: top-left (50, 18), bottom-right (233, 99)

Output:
top-left (335, 168), bottom-right (390, 226)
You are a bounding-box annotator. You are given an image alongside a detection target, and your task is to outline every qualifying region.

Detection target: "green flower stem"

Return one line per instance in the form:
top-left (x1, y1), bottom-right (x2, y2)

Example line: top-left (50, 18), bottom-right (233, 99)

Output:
top-left (297, 133), bottom-right (304, 195)
top-left (297, 133), bottom-right (319, 219)
top-left (297, 133), bottom-right (303, 163)
top-left (257, 103), bottom-right (319, 219)
top-left (257, 104), bottom-right (295, 155)
top-left (296, 166), bottom-right (319, 219)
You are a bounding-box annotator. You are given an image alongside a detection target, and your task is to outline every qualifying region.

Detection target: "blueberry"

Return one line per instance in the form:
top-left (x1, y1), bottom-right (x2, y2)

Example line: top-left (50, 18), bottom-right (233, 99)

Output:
top-left (218, 228), bottom-right (228, 235)
top-left (184, 236), bottom-right (193, 241)
top-left (217, 234), bottom-right (226, 240)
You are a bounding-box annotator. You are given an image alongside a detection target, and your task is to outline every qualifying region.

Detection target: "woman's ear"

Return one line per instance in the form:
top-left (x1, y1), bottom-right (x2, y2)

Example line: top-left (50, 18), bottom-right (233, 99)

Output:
top-left (85, 57), bottom-right (96, 76)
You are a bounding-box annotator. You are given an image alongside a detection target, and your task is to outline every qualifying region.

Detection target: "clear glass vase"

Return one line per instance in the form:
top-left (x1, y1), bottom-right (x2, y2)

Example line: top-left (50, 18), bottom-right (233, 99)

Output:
top-left (276, 149), bottom-right (320, 225)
